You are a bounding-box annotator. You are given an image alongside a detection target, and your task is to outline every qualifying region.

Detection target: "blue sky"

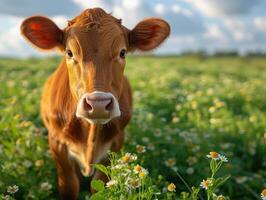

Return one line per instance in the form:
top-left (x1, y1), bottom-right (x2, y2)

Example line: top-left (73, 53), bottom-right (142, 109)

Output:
top-left (1, 0), bottom-right (266, 57)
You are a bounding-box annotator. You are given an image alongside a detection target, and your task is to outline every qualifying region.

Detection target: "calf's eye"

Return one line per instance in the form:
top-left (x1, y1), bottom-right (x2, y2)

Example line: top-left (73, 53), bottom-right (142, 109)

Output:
top-left (120, 49), bottom-right (127, 59)
top-left (66, 49), bottom-right (73, 59)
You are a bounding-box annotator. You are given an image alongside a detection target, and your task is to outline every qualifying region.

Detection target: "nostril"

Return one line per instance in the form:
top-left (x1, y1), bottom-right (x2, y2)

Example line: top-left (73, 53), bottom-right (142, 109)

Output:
top-left (105, 98), bottom-right (113, 112)
top-left (84, 98), bottom-right (93, 112)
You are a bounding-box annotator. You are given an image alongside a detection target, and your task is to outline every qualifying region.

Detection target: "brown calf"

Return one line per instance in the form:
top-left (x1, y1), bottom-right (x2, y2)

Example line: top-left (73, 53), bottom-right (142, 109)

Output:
top-left (20, 8), bottom-right (170, 199)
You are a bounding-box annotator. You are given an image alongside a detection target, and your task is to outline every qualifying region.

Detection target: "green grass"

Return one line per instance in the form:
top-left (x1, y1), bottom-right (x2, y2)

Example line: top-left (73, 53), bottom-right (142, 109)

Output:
top-left (0, 56), bottom-right (265, 199)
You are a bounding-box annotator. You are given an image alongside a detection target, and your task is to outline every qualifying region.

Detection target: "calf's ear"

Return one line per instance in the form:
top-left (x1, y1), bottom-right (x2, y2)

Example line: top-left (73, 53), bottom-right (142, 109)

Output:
top-left (129, 18), bottom-right (170, 51)
top-left (20, 16), bottom-right (64, 50)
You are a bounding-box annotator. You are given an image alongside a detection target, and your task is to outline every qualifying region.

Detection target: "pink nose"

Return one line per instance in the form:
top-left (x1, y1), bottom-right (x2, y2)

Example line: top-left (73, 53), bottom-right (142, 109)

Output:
top-left (83, 95), bottom-right (113, 119)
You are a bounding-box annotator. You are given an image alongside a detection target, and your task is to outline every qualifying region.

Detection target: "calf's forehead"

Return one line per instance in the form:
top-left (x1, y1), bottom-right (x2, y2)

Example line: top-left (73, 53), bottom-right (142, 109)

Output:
top-left (66, 22), bottom-right (127, 58)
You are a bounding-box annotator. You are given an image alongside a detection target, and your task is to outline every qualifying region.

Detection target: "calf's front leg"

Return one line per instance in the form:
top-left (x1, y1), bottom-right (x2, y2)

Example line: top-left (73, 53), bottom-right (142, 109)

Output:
top-left (49, 136), bottom-right (80, 200)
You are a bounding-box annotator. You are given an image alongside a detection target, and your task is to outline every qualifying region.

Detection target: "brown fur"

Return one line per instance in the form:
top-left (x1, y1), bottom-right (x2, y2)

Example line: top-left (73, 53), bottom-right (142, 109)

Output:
top-left (21, 8), bottom-right (170, 199)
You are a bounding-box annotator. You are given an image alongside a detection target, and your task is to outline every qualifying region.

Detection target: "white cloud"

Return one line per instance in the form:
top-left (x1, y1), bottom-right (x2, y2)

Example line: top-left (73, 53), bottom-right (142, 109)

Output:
top-left (156, 35), bottom-right (197, 54)
top-left (72, 0), bottom-right (109, 10)
top-left (0, 0), bottom-right (80, 17)
top-left (122, 0), bottom-right (141, 11)
top-left (152, 3), bottom-right (205, 36)
top-left (254, 17), bottom-right (266, 33)
top-left (172, 4), bottom-right (192, 17)
top-left (0, 21), bottom-right (21, 53)
top-left (224, 19), bottom-right (253, 41)
top-left (112, 2), bottom-right (147, 28)
top-left (52, 16), bottom-right (68, 29)
top-left (188, 0), bottom-right (260, 18)
top-left (171, 35), bottom-right (196, 44)
top-left (234, 31), bottom-right (252, 42)
top-left (204, 24), bottom-right (227, 42)
top-left (154, 3), bottom-right (165, 15)
top-left (0, 17), bottom-right (37, 57)
top-left (113, 5), bottom-right (124, 19)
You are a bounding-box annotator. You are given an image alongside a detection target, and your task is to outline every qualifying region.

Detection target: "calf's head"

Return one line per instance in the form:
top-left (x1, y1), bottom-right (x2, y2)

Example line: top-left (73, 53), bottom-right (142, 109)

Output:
top-left (21, 8), bottom-right (170, 124)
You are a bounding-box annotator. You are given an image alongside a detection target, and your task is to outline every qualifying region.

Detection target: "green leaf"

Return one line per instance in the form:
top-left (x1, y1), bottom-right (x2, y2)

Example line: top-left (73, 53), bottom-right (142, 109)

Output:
top-left (90, 193), bottom-right (106, 200)
top-left (94, 164), bottom-right (108, 176)
top-left (180, 191), bottom-right (189, 200)
top-left (214, 175), bottom-right (231, 188)
top-left (191, 186), bottom-right (200, 200)
top-left (91, 180), bottom-right (105, 192)
top-left (210, 159), bottom-right (217, 175)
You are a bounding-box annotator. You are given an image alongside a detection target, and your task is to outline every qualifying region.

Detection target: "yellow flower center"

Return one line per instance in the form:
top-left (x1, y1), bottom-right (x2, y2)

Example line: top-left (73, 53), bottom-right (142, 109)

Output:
top-left (134, 165), bottom-right (142, 172)
top-left (210, 152), bottom-right (219, 159)
top-left (261, 189), bottom-right (266, 197)
top-left (14, 114), bottom-right (21, 119)
top-left (137, 145), bottom-right (145, 153)
top-left (217, 196), bottom-right (226, 200)
top-left (167, 183), bottom-right (176, 192)
top-left (122, 155), bottom-right (130, 163)
top-left (139, 171), bottom-right (146, 178)
top-left (167, 159), bottom-right (176, 166)
top-left (191, 101), bottom-right (198, 109)
top-left (131, 179), bottom-right (139, 188)
top-left (202, 180), bottom-right (210, 188)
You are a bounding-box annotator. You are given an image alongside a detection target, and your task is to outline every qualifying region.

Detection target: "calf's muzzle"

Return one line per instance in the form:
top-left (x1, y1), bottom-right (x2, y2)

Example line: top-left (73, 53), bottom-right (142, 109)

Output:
top-left (84, 95), bottom-right (113, 118)
top-left (76, 91), bottom-right (121, 124)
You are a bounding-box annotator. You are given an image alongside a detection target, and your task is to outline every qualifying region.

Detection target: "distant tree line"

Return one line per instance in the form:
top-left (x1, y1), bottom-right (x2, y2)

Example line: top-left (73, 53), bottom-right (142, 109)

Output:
top-left (178, 49), bottom-right (266, 58)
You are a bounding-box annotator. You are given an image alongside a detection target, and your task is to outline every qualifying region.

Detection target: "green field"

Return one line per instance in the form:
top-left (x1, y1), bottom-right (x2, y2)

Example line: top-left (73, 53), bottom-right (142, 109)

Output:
top-left (0, 56), bottom-right (265, 199)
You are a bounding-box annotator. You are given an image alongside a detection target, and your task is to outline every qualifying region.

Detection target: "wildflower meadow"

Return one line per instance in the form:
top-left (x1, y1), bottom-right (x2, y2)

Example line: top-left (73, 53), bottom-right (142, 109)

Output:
top-left (0, 56), bottom-right (265, 199)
